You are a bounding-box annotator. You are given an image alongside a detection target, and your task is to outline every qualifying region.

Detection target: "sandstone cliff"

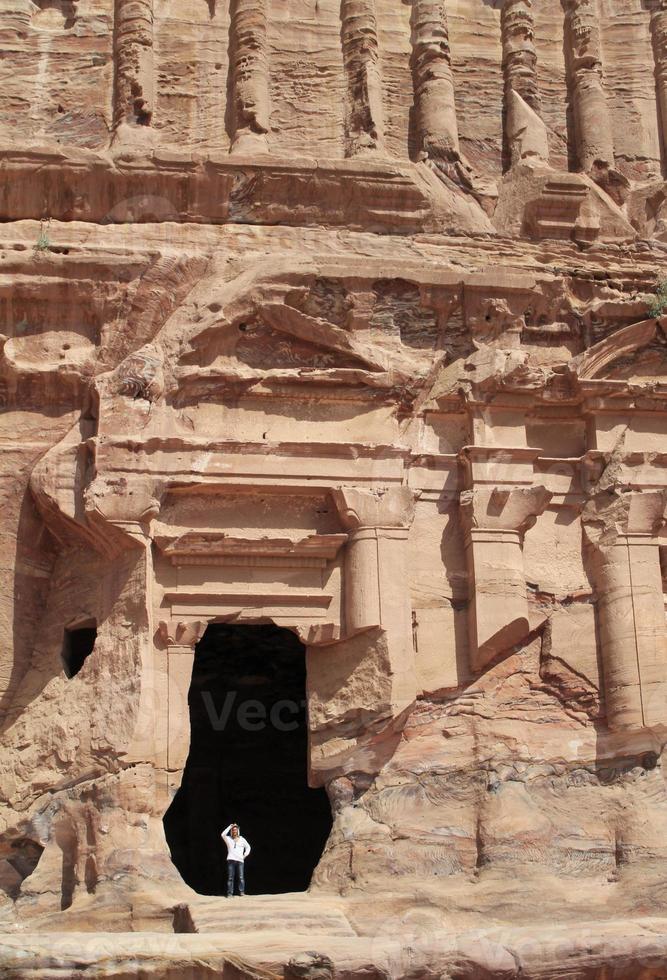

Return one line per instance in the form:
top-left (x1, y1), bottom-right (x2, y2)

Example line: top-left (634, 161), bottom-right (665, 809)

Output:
top-left (1, 2), bottom-right (667, 978)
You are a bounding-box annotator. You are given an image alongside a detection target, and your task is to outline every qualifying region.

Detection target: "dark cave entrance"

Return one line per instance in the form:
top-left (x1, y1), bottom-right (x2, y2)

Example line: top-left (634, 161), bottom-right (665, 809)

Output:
top-left (61, 621), bottom-right (97, 678)
top-left (163, 623), bottom-right (332, 896)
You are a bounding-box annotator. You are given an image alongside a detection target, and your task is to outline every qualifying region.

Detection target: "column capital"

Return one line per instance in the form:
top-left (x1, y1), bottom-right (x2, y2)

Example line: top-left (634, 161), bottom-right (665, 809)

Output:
top-left (156, 619), bottom-right (208, 652)
top-left (331, 486), bottom-right (419, 531)
top-left (582, 488), bottom-right (667, 549)
top-left (460, 484), bottom-right (552, 537)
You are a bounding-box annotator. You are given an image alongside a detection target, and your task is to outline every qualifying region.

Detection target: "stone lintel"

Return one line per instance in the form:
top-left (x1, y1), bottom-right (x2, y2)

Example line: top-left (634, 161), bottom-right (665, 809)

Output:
top-left (94, 439), bottom-right (407, 493)
top-left (164, 590), bottom-right (333, 612)
top-left (154, 531), bottom-right (348, 565)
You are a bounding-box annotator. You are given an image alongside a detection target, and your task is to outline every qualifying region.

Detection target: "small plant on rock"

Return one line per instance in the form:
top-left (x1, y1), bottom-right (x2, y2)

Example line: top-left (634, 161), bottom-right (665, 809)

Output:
top-left (647, 279), bottom-right (667, 319)
top-left (34, 219), bottom-right (51, 254)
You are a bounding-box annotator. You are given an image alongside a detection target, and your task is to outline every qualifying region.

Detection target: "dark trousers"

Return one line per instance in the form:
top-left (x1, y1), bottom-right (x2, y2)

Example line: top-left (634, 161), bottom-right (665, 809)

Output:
top-left (227, 859), bottom-right (245, 896)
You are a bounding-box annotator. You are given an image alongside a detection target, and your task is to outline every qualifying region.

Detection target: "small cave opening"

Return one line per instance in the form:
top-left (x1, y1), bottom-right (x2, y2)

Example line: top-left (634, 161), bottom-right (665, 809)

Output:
top-left (164, 623), bottom-right (332, 896)
top-left (61, 621), bottom-right (97, 678)
top-left (0, 837), bottom-right (45, 900)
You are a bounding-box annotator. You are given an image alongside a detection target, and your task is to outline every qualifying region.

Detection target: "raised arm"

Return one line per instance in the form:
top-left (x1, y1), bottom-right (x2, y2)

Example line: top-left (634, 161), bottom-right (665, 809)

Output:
top-left (222, 823), bottom-right (233, 842)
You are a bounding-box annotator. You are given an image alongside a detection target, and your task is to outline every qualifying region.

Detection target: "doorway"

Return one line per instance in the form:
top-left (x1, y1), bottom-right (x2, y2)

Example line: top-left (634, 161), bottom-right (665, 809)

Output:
top-left (163, 623), bottom-right (332, 895)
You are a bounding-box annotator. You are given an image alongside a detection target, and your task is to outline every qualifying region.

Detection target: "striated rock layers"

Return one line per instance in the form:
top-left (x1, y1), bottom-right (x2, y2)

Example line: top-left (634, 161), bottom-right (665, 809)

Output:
top-left (1, 1), bottom-right (667, 978)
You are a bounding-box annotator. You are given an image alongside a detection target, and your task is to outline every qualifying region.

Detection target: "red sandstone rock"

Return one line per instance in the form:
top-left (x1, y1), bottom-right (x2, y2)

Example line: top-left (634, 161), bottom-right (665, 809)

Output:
top-left (1, 2), bottom-right (667, 977)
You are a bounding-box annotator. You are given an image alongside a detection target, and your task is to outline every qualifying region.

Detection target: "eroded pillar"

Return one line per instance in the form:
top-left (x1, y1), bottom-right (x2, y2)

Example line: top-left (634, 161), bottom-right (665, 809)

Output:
top-left (112, 0), bottom-right (155, 144)
top-left (332, 486), bottom-right (418, 712)
top-left (410, 0), bottom-right (459, 161)
top-left (501, 0), bottom-right (549, 167)
top-left (562, 0), bottom-right (615, 174)
top-left (229, 0), bottom-right (271, 154)
top-left (340, 0), bottom-right (385, 156)
top-left (583, 490), bottom-right (667, 732)
top-left (650, 2), bottom-right (667, 174)
top-left (459, 448), bottom-right (552, 673)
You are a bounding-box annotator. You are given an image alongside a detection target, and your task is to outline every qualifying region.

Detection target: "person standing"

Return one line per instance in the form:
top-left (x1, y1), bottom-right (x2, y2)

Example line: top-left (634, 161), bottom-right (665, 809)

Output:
top-left (221, 822), bottom-right (251, 897)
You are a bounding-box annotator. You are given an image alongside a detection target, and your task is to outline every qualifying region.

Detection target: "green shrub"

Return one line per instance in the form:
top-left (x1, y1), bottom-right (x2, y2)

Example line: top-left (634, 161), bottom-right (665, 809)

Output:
top-left (34, 220), bottom-right (51, 253)
top-left (647, 279), bottom-right (667, 319)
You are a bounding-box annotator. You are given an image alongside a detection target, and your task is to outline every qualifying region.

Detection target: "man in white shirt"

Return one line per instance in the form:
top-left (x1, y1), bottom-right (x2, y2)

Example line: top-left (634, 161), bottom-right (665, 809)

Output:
top-left (221, 822), bottom-right (251, 897)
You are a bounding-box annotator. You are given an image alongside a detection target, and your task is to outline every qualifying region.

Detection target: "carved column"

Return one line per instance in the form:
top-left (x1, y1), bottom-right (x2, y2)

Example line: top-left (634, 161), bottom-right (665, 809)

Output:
top-left (502, 0), bottom-right (540, 113)
top-left (340, 0), bottom-right (385, 156)
top-left (459, 448), bottom-right (552, 673)
top-left (112, 0), bottom-right (155, 144)
top-left (583, 490), bottom-right (667, 732)
top-left (562, 0), bottom-right (615, 174)
top-left (409, 0), bottom-right (460, 162)
top-left (229, 0), bottom-right (271, 154)
top-left (650, 1), bottom-right (667, 174)
top-left (501, 0), bottom-right (549, 168)
top-left (331, 487), bottom-right (418, 712)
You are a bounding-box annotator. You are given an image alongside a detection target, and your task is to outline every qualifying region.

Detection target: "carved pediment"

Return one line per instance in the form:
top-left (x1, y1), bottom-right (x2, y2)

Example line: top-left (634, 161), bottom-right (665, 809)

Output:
top-left (572, 317), bottom-right (667, 387)
top-left (241, 304), bottom-right (385, 373)
top-left (172, 266), bottom-right (459, 398)
top-left (234, 319), bottom-right (365, 372)
top-left (605, 344), bottom-right (667, 383)
top-left (177, 296), bottom-right (389, 385)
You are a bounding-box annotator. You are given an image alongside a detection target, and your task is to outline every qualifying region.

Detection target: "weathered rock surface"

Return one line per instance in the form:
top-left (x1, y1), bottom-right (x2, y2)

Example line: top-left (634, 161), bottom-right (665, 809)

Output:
top-left (2, 0), bottom-right (667, 977)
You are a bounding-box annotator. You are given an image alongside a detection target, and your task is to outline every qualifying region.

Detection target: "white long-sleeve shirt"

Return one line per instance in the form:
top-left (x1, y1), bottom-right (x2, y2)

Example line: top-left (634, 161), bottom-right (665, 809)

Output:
top-left (221, 824), bottom-right (251, 862)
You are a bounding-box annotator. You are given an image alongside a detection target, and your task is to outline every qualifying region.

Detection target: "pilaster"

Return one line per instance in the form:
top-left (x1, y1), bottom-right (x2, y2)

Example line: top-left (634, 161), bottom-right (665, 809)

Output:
top-left (331, 486), bottom-right (419, 715)
top-left (459, 447), bottom-right (552, 672)
top-left (155, 619), bottom-right (208, 787)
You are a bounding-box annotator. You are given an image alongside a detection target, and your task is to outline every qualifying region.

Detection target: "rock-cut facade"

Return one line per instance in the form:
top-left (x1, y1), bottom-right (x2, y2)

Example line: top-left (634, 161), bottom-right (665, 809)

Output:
top-left (1, 0), bottom-right (667, 976)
